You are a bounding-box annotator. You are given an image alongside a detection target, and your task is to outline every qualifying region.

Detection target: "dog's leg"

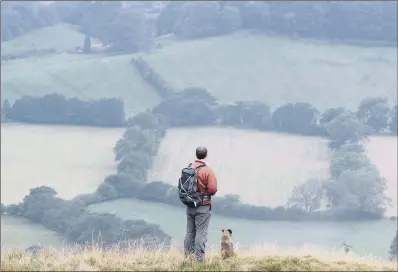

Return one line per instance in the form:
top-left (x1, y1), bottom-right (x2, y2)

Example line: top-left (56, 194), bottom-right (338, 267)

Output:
top-left (221, 249), bottom-right (227, 259)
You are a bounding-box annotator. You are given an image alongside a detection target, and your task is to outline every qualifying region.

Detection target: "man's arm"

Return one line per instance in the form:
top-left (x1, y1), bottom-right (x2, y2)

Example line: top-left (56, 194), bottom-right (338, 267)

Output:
top-left (206, 168), bottom-right (218, 195)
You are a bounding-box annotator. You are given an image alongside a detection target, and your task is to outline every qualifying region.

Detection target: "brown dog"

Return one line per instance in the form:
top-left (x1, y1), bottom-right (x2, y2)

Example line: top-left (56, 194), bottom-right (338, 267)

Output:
top-left (221, 229), bottom-right (235, 259)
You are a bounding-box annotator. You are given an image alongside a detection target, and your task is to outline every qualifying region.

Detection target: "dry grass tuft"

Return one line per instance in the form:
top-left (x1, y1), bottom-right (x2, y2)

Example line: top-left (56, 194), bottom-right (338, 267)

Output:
top-left (1, 242), bottom-right (397, 271)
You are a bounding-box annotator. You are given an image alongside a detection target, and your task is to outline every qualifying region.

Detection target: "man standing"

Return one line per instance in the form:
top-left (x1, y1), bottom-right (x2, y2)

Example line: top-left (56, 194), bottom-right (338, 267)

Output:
top-left (178, 146), bottom-right (218, 262)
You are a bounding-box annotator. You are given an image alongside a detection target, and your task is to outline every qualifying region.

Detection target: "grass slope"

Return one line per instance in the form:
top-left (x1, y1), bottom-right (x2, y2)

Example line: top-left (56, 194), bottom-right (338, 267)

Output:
top-left (0, 123), bottom-right (123, 204)
top-left (143, 31), bottom-right (398, 111)
top-left (1, 245), bottom-right (396, 271)
top-left (88, 198), bottom-right (397, 259)
top-left (1, 23), bottom-right (87, 56)
top-left (1, 216), bottom-right (64, 249)
top-left (149, 127), bottom-right (397, 216)
top-left (1, 53), bottom-right (161, 115)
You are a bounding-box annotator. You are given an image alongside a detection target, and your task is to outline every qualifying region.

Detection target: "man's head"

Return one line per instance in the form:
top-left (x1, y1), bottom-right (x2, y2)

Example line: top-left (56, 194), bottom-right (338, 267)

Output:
top-left (196, 146), bottom-right (208, 160)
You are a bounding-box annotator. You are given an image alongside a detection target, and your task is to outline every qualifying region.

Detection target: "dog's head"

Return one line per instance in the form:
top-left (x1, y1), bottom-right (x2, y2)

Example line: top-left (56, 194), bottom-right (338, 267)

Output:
top-left (221, 229), bottom-right (232, 239)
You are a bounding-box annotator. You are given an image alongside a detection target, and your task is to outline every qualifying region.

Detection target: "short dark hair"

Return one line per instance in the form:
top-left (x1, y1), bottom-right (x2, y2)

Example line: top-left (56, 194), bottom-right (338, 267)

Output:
top-left (196, 146), bottom-right (207, 160)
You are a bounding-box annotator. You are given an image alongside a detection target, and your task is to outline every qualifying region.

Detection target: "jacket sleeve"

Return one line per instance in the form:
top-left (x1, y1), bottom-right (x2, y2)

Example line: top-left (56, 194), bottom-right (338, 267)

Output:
top-left (206, 168), bottom-right (218, 195)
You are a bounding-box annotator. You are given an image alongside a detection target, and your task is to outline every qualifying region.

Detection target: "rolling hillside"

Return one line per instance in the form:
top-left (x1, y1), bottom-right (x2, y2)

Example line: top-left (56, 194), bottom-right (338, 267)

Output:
top-left (1, 23), bottom-right (88, 57)
top-left (142, 31), bottom-right (398, 111)
top-left (3, 29), bottom-right (397, 116)
top-left (1, 53), bottom-right (161, 116)
top-left (2, 124), bottom-right (396, 216)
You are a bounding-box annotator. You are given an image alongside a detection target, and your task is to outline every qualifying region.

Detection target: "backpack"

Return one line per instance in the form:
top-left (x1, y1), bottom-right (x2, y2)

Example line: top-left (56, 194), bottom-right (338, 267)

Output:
top-left (178, 163), bottom-right (208, 207)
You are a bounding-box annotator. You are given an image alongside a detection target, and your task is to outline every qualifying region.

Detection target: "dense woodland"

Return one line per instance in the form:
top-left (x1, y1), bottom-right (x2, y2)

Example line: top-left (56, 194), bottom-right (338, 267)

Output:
top-left (1, 1), bottom-right (397, 259)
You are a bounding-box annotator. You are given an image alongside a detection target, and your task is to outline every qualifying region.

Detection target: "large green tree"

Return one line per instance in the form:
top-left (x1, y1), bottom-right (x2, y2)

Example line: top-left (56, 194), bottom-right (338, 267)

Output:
top-left (325, 164), bottom-right (390, 219)
top-left (325, 111), bottom-right (369, 148)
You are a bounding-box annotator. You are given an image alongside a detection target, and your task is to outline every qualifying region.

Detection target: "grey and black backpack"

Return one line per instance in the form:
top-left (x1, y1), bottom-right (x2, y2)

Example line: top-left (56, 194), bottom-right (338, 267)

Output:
top-left (178, 163), bottom-right (208, 207)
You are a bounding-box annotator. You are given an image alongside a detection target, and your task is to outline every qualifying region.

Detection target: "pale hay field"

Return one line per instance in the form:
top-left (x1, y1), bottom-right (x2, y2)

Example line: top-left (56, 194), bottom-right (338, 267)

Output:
top-left (0, 123), bottom-right (123, 204)
top-left (150, 127), bottom-right (397, 217)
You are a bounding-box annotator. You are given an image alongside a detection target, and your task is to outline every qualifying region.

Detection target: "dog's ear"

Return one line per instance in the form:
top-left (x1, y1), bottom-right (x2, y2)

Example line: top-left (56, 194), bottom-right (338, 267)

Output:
top-left (228, 229), bottom-right (232, 235)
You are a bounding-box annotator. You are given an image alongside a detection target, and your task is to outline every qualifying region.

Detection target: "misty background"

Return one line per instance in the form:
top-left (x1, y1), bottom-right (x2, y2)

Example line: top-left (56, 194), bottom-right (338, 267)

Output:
top-left (1, 1), bottom-right (397, 260)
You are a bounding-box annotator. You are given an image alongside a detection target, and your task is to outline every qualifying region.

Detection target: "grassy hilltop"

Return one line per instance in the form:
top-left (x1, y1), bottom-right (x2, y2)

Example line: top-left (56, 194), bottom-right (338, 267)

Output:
top-left (1, 245), bottom-right (397, 271)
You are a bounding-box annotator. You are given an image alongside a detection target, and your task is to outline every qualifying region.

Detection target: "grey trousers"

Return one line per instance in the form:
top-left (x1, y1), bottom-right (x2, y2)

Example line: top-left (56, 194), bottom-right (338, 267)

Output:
top-left (184, 204), bottom-right (211, 262)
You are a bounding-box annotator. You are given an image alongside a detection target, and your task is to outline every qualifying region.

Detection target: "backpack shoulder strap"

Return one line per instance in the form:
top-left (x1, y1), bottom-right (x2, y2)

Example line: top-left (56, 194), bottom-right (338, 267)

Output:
top-left (195, 164), bottom-right (207, 171)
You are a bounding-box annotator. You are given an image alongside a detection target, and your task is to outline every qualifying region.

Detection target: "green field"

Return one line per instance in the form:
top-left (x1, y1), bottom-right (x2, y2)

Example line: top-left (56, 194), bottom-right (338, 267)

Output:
top-left (0, 123), bottom-right (123, 204)
top-left (150, 127), bottom-right (397, 217)
top-left (1, 53), bottom-right (161, 115)
top-left (1, 215), bottom-right (64, 249)
top-left (88, 198), bottom-right (397, 259)
top-left (142, 31), bottom-right (398, 111)
top-left (2, 29), bottom-right (397, 115)
top-left (1, 23), bottom-right (88, 56)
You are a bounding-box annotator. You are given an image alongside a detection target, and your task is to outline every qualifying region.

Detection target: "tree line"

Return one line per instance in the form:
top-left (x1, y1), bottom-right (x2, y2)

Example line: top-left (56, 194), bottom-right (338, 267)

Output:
top-left (157, 1), bottom-right (397, 45)
top-left (2, 2), bottom-right (396, 56)
top-left (61, 87), bottom-right (396, 222)
top-left (2, 89), bottom-right (396, 139)
top-left (1, 2), bottom-right (59, 42)
top-left (1, 94), bottom-right (125, 127)
top-left (1, 186), bottom-right (170, 249)
top-left (132, 57), bottom-right (397, 139)
top-left (151, 88), bottom-right (397, 140)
